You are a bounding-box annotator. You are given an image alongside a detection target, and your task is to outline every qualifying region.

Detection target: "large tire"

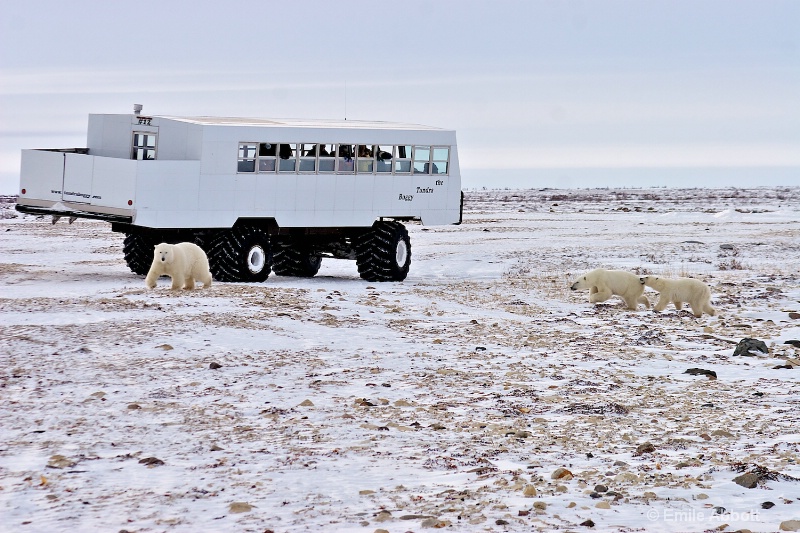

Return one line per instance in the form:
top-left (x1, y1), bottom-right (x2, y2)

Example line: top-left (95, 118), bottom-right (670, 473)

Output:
top-left (355, 221), bottom-right (411, 282)
top-left (208, 227), bottom-right (272, 282)
top-left (272, 240), bottom-right (322, 277)
top-left (123, 233), bottom-right (161, 275)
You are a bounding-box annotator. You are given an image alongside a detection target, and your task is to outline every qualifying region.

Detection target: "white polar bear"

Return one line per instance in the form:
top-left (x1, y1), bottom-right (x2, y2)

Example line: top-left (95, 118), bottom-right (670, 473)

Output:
top-left (145, 242), bottom-right (212, 290)
top-left (570, 269), bottom-right (650, 310)
top-left (639, 275), bottom-right (715, 317)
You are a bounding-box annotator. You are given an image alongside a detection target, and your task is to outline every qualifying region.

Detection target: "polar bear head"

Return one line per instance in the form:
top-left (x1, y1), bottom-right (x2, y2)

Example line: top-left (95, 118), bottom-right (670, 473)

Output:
top-left (153, 243), bottom-right (175, 264)
top-left (570, 273), bottom-right (593, 291)
top-left (639, 275), bottom-right (663, 289)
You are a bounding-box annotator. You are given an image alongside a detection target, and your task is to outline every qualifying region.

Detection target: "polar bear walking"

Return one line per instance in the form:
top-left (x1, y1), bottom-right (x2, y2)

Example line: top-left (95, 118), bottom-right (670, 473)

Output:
top-left (570, 269), bottom-right (650, 310)
top-left (145, 242), bottom-right (212, 290)
top-left (639, 275), bottom-right (715, 317)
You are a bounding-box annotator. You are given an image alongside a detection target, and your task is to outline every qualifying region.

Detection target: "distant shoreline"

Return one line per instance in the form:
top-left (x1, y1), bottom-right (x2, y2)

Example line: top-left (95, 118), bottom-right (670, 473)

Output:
top-left (461, 166), bottom-right (800, 190)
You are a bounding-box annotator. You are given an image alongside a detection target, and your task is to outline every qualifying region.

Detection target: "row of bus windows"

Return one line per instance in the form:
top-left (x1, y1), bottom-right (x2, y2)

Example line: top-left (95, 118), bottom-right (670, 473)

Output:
top-left (237, 143), bottom-right (450, 175)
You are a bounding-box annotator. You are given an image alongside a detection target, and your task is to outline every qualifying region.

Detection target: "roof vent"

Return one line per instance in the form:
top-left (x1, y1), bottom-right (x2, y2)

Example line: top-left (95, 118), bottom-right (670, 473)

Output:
top-left (133, 104), bottom-right (143, 116)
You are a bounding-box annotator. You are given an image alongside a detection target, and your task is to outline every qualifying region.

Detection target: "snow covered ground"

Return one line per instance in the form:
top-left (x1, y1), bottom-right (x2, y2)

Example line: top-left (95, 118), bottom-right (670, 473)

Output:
top-left (1, 187), bottom-right (799, 533)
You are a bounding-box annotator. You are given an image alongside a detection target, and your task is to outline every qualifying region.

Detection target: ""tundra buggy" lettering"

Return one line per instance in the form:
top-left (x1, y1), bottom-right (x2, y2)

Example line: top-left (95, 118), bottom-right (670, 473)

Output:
top-left (398, 194), bottom-right (413, 202)
top-left (416, 187), bottom-right (434, 194)
top-left (63, 191), bottom-right (102, 200)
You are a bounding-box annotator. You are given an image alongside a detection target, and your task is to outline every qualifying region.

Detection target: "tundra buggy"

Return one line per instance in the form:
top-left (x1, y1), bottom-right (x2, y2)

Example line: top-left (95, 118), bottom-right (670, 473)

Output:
top-left (15, 108), bottom-right (462, 282)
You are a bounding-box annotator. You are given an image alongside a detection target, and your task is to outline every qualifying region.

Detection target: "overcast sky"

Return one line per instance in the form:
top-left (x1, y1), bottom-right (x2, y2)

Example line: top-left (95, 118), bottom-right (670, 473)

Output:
top-left (1, 0), bottom-right (798, 192)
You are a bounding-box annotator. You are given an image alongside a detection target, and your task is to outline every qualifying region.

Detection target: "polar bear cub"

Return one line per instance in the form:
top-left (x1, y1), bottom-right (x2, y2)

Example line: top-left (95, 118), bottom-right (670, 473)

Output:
top-left (639, 276), bottom-right (715, 317)
top-left (145, 242), bottom-right (212, 290)
top-left (570, 269), bottom-right (650, 310)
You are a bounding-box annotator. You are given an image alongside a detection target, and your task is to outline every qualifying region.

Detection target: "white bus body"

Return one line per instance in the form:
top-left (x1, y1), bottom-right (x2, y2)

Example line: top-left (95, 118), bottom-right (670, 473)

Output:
top-left (16, 112), bottom-right (462, 282)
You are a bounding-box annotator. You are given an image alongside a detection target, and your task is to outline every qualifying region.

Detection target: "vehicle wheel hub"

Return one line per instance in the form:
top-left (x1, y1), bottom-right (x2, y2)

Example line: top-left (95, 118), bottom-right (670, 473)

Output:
top-left (248, 245), bottom-right (266, 273)
top-left (395, 240), bottom-right (408, 267)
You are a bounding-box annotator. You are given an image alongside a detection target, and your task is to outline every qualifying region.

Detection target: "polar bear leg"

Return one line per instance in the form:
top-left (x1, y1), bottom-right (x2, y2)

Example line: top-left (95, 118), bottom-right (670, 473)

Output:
top-left (653, 295), bottom-right (669, 312)
top-left (189, 262), bottom-right (212, 289)
top-left (184, 277), bottom-right (195, 290)
top-left (674, 301), bottom-right (683, 310)
top-left (704, 303), bottom-right (716, 316)
top-left (145, 264), bottom-right (161, 289)
top-left (638, 295), bottom-right (650, 309)
top-left (689, 301), bottom-right (703, 317)
top-left (621, 295), bottom-right (640, 310)
top-left (589, 286), bottom-right (612, 303)
top-left (169, 275), bottom-right (183, 290)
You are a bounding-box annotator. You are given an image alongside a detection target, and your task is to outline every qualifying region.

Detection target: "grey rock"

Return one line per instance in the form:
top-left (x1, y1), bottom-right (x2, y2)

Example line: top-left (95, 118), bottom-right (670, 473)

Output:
top-left (684, 368), bottom-right (717, 379)
top-left (733, 472), bottom-right (759, 488)
top-left (635, 442), bottom-right (655, 455)
top-left (733, 338), bottom-right (769, 357)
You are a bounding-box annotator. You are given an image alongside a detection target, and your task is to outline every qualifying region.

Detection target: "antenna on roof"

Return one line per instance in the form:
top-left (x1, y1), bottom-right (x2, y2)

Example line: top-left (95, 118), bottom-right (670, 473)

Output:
top-left (344, 80), bottom-right (347, 121)
top-left (133, 104), bottom-right (143, 116)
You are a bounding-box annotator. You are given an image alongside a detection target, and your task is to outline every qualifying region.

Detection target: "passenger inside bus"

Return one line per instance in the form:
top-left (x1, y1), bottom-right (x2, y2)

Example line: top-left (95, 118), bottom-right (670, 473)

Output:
top-left (258, 142), bottom-right (277, 172)
top-left (338, 144), bottom-right (354, 172)
top-left (319, 144), bottom-right (335, 171)
top-left (357, 145), bottom-right (374, 172)
top-left (376, 145), bottom-right (392, 173)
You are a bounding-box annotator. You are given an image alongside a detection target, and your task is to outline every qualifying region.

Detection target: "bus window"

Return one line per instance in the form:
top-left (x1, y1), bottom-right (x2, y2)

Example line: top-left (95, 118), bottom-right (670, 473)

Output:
top-left (394, 145), bottom-right (412, 173)
top-left (278, 143), bottom-right (297, 172)
top-left (357, 144), bottom-right (374, 173)
top-left (338, 144), bottom-right (354, 173)
top-left (238, 143), bottom-right (257, 172)
top-left (299, 143), bottom-right (317, 172)
top-left (376, 145), bottom-right (392, 173)
top-left (431, 146), bottom-right (449, 175)
top-left (132, 132), bottom-right (157, 160)
top-left (413, 145), bottom-right (431, 174)
top-left (319, 143), bottom-right (335, 172)
top-left (258, 142), bottom-right (276, 172)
